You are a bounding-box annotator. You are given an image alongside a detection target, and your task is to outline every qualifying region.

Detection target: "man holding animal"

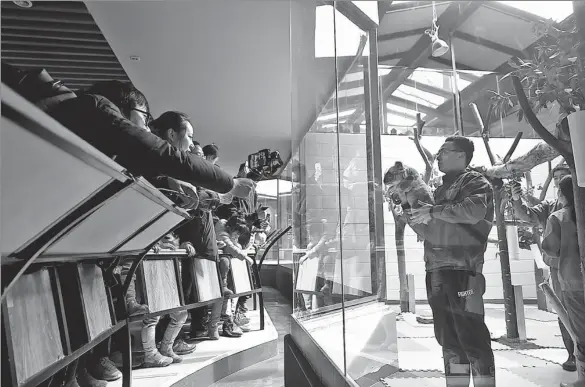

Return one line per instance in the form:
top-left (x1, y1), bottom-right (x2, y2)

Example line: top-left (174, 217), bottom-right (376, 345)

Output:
top-left (388, 136), bottom-right (495, 387)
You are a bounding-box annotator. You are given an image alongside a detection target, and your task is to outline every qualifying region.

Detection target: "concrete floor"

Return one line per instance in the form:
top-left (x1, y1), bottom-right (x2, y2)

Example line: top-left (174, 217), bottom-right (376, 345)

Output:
top-left (208, 289), bottom-right (578, 387)
top-left (208, 287), bottom-right (292, 387)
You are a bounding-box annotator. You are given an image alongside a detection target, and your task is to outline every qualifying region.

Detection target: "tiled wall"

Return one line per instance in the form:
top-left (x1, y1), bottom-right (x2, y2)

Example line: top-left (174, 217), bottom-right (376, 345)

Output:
top-left (298, 133), bottom-right (373, 296)
top-left (294, 132), bottom-right (558, 301)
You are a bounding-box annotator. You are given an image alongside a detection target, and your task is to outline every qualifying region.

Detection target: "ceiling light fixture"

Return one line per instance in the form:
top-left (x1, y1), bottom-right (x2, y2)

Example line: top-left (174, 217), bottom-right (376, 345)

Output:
top-left (13, 1), bottom-right (33, 8)
top-left (424, 1), bottom-right (449, 57)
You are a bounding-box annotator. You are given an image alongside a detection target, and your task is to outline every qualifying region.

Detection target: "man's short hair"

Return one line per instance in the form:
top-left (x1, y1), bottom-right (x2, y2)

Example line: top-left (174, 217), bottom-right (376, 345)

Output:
top-left (203, 144), bottom-right (219, 158)
top-left (151, 111), bottom-right (191, 137)
top-left (85, 80), bottom-right (149, 118)
top-left (445, 136), bottom-right (474, 165)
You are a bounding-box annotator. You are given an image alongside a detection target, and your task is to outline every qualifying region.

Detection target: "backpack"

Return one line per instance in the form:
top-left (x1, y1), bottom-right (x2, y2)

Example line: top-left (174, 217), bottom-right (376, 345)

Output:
top-left (1, 61), bottom-right (77, 113)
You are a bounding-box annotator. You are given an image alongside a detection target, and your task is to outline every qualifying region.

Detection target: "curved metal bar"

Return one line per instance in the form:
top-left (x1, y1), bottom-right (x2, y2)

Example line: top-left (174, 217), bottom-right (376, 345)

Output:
top-left (1, 179), bottom-right (132, 303)
top-left (257, 226), bottom-right (291, 271)
top-left (121, 216), bottom-right (190, 298)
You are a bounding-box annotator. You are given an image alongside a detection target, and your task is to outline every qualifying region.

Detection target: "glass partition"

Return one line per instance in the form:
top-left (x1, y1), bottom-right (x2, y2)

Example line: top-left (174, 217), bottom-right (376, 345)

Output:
top-left (284, 1), bottom-right (579, 386)
top-left (288, 1), bottom-right (387, 379)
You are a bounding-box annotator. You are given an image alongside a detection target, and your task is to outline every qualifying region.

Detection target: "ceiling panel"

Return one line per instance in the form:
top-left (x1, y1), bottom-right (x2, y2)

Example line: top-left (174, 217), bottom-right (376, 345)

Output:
top-left (458, 5), bottom-right (537, 52)
top-left (379, 2), bottom-right (450, 36)
top-left (1, 1), bottom-right (130, 91)
top-left (451, 37), bottom-right (511, 71)
top-left (378, 35), bottom-right (420, 61)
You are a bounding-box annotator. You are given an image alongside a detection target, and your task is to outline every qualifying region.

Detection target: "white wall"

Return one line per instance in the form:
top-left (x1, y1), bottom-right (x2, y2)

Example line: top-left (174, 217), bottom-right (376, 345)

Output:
top-left (296, 132), bottom-right (557, 301)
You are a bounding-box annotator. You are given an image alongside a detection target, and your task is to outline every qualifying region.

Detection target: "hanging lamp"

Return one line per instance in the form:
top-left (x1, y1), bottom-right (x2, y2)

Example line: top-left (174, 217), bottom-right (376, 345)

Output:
top-left (425, 1), bottom-right (449, 57)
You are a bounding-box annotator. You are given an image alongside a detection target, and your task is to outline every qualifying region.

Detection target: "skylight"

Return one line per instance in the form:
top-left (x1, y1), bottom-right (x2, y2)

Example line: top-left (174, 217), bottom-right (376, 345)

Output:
top-left (315, 5), bottom-right (370, 58)
top-left (498, 1), bottom-right (573, 23)
top-left (386, 114), bottom-right (416, 128)
top-left (397, 84), bottom-right (447, 107)
top-left (317, 109), bottom-right (356, 122)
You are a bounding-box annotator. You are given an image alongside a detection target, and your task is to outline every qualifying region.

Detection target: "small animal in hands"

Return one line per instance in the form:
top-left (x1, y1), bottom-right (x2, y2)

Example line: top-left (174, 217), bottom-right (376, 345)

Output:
top-left (383, 161), bottom-right (434, 210)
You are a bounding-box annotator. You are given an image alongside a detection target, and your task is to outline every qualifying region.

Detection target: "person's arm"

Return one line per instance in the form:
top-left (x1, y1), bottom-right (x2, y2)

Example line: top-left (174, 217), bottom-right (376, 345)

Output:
top-left (430, 175), bottom-right (492, 224)
top-left (216, 230), bottom-right (248, 260)
top-left (541, 215), bottom-right (561, 262)
top-left (197, 188), bottom-right (234, 212)
top-left (510, 199), bottom-right (552, 227)
top-left (91, 95), bottom-right (234, 193)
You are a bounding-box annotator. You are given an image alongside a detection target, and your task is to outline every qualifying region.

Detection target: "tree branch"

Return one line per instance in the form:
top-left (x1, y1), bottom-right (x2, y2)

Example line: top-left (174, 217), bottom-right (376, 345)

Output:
top-left (511, 75), bottom-right (574, 162)
top-left (539, 162), bottom-right (553, 202)
top-left (412, 113), bottom-right (433, 182)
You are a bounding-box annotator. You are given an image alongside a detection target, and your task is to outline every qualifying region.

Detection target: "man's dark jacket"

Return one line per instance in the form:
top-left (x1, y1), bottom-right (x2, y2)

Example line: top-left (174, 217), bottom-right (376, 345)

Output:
top-left (412, 169), bottom-right (494, 272)
top-left (49, 93), bottom-right (233, 193)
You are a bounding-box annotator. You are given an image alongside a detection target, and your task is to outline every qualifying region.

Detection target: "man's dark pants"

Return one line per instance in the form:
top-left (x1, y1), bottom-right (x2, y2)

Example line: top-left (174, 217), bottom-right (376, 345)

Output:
top-left (426, 269), bottom-right (495, 387)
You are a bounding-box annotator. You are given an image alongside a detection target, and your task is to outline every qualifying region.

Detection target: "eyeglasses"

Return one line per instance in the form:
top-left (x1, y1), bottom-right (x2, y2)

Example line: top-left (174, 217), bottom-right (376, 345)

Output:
top-left (132, 108), bottom-right (153, 127)
top-left (437, 147), bottom-right (464, 156)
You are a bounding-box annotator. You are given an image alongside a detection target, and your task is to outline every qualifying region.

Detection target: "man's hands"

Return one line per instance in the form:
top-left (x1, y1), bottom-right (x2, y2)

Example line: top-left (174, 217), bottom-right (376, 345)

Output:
top-left (180, 242), bottom-right (196, 257)
top-left (218, 192), bottom-right (234, 204)
top-left (231, 178), bottom-right (255, 198)
top-left (299, 248), bottom-right (317, 265)
top-left (408, 201), bottom-right (433, 225)
top-left (236, 252), bottom-right (254, 265)
top-left (166, 178), bottom-right (199, 210)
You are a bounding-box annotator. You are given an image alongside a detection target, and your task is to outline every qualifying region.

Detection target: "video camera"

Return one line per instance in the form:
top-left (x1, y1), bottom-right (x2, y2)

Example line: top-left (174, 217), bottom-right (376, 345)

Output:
top-left (246, 149), bottom-right (283, 182)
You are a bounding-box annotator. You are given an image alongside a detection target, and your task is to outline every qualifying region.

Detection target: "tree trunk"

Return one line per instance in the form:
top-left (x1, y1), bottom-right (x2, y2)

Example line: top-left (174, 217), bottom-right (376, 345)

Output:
top-left (392, 212), bottom-right (409, 313)
top-left (494, 183), bottom-right (520, 338)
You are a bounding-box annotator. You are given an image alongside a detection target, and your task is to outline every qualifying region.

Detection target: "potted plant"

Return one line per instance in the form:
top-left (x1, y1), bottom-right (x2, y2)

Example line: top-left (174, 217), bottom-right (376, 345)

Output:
top-left (488, 13), bottom-right (585, 273)
top-left (490, 18), bottom-right (585, 184)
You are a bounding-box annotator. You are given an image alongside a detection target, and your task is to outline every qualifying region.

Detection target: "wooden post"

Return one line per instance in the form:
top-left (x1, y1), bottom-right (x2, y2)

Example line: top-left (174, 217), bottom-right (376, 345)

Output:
top-left (513, 285), bottom-right (527, 341)
top-left (494, 185), bottom-right (519, 338)
top-left (407, 274), bottom-right (416, 314)
top-left (395, 217), bottom-right (409, 312)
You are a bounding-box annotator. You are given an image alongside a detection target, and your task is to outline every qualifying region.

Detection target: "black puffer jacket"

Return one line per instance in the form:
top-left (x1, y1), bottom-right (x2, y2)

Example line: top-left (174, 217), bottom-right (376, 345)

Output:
top-left (49, 93), bottom-right (234, 193)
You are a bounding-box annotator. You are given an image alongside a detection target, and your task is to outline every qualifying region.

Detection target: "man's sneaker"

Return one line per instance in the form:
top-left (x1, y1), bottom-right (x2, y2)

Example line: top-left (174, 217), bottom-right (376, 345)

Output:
top-left (77, 368), bottom-right (107, 387)
top-left (563, 355), bottom-right (577, 372)
top-left (126, 300), bottom-right (149, 316)
top-left (235, 310), bottom-right (250, 325)
top-left (234, 312), bottom-right (251, 332)
top-left (110, 351), bottom-right (144, 369)
top-left (142, 351), bottom-right (173, 368)
top-left (173, 339), bottom-right (196, 355)
top-left (159, 345), bottom-right (183, 364)
top-left (88, 357), bottom-right (122, 381)
top-left (192, 325), bottom-right (220, 341)
top-left (221, 317), bottom-right (243, 337)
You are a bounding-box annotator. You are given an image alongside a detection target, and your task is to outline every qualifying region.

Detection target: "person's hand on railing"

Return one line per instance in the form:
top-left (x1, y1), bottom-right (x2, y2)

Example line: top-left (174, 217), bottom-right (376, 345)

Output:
top-left (236, 252), bottom-right (254, 265)
top-left (299, 248), bottom-right (318, 265)
top-left (180, 242), bottom-right (196, 257)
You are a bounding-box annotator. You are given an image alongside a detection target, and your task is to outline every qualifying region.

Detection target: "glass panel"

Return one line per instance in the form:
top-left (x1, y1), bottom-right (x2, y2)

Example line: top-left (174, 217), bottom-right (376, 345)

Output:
top-left (290, 2), bottom-right (346, 374)
top-left (277, 167), bottom-right (294, 268)
top-left (334, 5), bottom-right (394, 382)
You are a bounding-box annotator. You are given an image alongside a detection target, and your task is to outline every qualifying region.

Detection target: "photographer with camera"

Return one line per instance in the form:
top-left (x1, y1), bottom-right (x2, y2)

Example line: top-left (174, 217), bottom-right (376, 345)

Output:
top-left (214, 151), bottom-right (281, 330)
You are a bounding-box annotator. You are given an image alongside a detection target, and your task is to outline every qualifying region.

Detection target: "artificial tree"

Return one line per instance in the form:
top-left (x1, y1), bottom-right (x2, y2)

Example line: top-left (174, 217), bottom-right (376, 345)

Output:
top-left (387, 113), bottom-right (437, 313)
top-left (488, 14), bottom-right (585, 270)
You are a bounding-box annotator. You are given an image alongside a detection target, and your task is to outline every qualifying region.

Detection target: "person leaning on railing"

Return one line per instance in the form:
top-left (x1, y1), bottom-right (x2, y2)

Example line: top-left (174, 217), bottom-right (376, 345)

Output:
top-left (173, 143), bottom-right (234, 342)
top-left (46, 79), bottom-right (254, 196)
top-left (215, 216), bottom-right (255, 337)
